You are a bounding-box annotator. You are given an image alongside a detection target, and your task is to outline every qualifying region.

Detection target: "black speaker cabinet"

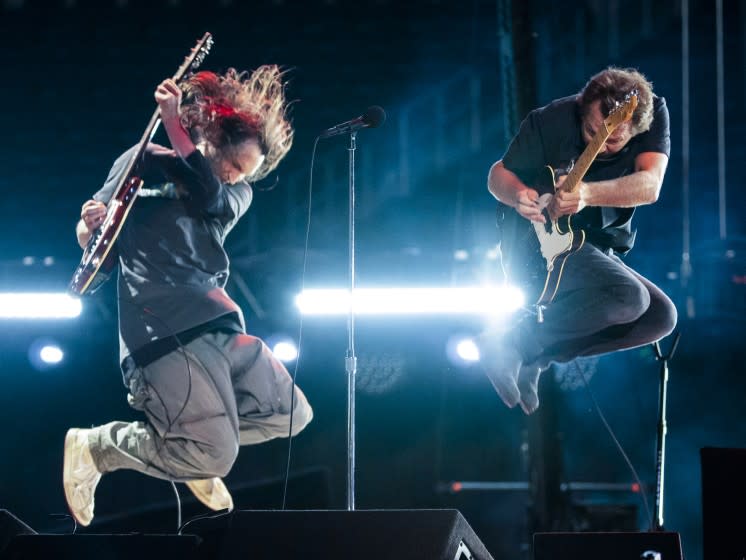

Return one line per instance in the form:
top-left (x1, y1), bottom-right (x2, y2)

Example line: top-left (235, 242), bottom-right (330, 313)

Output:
top-left (701, 447), bottom-right (746, 560)
top-left (533, 531), bottom-right (683, 560)
top-left (189, 509), bottom-right (494, 559)
top-left (1, 534), bottom-right (200, 560)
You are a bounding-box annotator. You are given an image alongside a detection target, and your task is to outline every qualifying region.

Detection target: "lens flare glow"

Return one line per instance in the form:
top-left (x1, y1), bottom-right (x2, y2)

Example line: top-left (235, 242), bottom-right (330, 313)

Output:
top-left (455, 339), bottom-right (481, 362)
top-left (272, 341), bottom-right (299, 363)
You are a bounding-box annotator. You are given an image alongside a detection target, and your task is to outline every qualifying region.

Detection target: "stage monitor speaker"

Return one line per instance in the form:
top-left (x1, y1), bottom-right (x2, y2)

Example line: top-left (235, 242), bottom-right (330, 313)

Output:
top-left (1, 534), bottom-right (200, 560)
top-left (532, 531), bottom-right (683, 560)
top-left (701, 447), bottom-right (746, 560)
top-left (187, 508), bottom-right (494, 560)
top-left (0, 511), bottom-right (36, 556)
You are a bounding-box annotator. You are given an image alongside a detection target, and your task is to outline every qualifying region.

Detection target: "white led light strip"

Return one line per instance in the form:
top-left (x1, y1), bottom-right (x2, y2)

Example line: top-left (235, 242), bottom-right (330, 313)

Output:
top-left (0, 293), bottom-right (83, 319)
top-left (295, 286), bottom-right (525, 316)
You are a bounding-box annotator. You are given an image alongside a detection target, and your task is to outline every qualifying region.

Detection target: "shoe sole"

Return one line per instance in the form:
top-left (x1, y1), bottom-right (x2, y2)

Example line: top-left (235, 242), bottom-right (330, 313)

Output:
top-left (517, 366), bottom-right (542, 415)
top-left (63, 429), bottom-right (90, 527)
top-left (185, 480), bottom-right (234, 512)
top-left (486, 374), bottom-right (520, 408)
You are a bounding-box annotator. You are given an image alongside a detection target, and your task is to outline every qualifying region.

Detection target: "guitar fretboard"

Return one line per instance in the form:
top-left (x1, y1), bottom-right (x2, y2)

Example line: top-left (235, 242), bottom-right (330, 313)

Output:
top-left (558, 126), bottom-right (612, 194)
top-left (558, 93), bottom-right (637, 194)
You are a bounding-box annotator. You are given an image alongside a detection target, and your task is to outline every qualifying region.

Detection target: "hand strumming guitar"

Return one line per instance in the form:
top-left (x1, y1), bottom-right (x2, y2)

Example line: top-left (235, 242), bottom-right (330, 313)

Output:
top-left (76, 199), bottom-right (107, 248)
top-left (514, 187), bottom-right (546, 224)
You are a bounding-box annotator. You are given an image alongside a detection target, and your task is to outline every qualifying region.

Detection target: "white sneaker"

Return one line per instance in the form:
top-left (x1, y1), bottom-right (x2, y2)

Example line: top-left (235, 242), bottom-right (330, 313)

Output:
top-left (63, 428), bottom-right (102, 527)
top-left (517, 364), bottom-right (542, 414)
top-left (479, 335), bottom-right (523, 408)
top-left (185, 477), bottom-right (234, 512)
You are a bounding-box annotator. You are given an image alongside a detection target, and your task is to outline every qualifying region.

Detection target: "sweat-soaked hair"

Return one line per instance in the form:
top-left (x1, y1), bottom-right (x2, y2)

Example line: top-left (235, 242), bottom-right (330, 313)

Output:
top-left (180, 65), bottom-right (293, 181)
top-left (577, 66), bottom-right (655, 136)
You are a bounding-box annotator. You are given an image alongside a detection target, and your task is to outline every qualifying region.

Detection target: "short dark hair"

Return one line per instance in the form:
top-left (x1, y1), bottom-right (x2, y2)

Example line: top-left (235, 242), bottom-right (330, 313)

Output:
top-left (578, 66), bottom-right (655, 135)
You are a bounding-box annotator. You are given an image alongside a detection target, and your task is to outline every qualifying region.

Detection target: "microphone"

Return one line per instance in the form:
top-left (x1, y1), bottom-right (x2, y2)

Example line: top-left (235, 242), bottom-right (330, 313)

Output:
top-left (319, 106), bottom-right (386, 138)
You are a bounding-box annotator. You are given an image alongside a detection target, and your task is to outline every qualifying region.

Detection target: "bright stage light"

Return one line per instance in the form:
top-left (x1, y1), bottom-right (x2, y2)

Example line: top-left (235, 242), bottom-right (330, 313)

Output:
top-left (272, 340), bottom-right (299, 363)
top-left (295, 286), bottom-right (525, 316)
top-left (39, 344), bottom-right (64, 364)
top-left (455, 338), bottom-right (480, 362)
top-left (27, 338), bottom-right (65, 371)
top-left (446, 335), bottom-right (482, 367)
top-left (0, 293), bottom-right (82, 319)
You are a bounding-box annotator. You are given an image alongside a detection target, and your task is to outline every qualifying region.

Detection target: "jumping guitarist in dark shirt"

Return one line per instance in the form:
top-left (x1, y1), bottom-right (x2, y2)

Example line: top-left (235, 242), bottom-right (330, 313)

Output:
top-left (483, 66), bottom-right (677, 414)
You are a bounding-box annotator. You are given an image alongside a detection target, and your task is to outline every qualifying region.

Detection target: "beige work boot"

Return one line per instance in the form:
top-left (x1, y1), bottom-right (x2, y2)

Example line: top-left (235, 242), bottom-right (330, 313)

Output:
top-left (185, 477), bottom-right (234, 512)
top-left (63, 428), bottom-right (102, 527)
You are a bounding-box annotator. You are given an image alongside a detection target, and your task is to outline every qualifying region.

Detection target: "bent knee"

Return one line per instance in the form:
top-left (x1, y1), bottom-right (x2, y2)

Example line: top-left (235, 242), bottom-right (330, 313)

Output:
top-left (185, 422), bottom-right (239, 478)
top-left (201, 445), bottom-right (239, 478)
top-left (274, 390), bottom-right (313, 438)
top-left (606, 282), bottom-right (650, 324)
top-left (291, 392), bottom-right (313, 436)
top-left (652, 295), bottom-right (678, 340)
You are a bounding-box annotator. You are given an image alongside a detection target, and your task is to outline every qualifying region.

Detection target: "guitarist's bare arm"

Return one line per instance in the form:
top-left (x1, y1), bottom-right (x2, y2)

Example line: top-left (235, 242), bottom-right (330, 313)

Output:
top-left (488, 161), bottom-right (546, 223)
top-left (552, 151), bottom-right (669, 217)
top-left (155, 79), bottom-right (197, 159)
top-left (584, 151), bottom-right (668, 206)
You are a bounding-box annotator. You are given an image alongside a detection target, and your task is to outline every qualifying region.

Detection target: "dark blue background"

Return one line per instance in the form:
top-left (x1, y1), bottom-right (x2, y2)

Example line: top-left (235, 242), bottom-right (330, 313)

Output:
top-left (1, 1), bottom-right (745, 559)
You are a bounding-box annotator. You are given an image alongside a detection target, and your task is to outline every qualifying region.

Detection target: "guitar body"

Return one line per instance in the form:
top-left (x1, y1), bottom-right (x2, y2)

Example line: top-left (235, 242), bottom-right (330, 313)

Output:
top-left (68, 176), bottom-right (142, 295)
top-left (67, 32), bottom-right (213, 297)
top-left (497, 165), bottom-right (585, 306)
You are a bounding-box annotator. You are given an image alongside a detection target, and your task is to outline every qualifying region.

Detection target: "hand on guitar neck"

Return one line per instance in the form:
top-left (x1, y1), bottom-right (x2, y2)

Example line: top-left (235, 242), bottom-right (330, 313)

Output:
top-left (155, 78), bottom-right (197, 160)
top-left (545, 175), bottom-right (589, 221)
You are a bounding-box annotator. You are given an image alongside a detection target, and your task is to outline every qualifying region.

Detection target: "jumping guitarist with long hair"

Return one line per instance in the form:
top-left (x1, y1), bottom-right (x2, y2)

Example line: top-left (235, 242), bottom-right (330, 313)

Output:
top-left (63, 59), bottom-right (312, 526)
top-left (484, 66), bottom-right (677, 415)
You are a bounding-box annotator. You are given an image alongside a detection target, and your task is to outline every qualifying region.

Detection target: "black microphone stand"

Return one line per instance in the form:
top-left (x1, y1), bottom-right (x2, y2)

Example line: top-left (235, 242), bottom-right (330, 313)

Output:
top-left (651, 331), bottom-right (680, 531)
top-left (345, 131), bottom-right (358, 511)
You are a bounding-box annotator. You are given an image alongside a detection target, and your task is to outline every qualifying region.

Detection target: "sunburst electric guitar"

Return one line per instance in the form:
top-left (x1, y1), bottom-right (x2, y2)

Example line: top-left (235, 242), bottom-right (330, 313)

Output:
top-left (497, 92), bottom-right (638, 314)
top-left (68, 32), bottom-right (213, 296)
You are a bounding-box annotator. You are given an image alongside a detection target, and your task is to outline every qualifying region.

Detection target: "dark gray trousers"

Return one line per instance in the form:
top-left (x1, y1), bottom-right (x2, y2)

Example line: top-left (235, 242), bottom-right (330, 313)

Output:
top-left (88, 331), bottom-right (313, 481)
top-left (513, 243), bottom-right (678, 367)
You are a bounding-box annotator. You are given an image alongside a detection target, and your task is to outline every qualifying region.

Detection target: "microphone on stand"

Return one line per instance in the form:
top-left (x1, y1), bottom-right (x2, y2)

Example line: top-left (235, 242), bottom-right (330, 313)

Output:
top-left (318, 106), bottom-right (386, 138)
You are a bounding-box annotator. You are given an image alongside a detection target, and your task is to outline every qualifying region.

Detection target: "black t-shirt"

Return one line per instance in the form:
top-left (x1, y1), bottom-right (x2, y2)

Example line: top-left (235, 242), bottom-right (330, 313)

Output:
top-left (93, 143), bottom-right (253, 364)
top-left (501, 95), bottom-right (670, 253)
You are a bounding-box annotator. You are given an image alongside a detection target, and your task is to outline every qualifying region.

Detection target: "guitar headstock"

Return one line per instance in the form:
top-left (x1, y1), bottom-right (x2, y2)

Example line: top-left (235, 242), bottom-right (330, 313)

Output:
top-left (604, 90), bottom-right (638, 131)
top-left (173, 32), bottom-right (214, 82)
top-left (188, 32), bottom-right (213, 72)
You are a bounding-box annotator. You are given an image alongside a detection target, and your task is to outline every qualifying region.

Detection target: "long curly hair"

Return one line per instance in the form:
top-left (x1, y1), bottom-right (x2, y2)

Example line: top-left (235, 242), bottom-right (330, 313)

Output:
top-left (180, 65), bottom-right (294, 181)
top-left (577, 66), bottom-right (655, 136)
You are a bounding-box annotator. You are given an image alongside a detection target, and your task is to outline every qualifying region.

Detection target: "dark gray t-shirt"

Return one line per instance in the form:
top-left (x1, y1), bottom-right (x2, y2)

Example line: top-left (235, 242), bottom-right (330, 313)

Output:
top-left (93, 143), bottom-right (253, 363)
top-left (501, 95), bottom-right (670, 253)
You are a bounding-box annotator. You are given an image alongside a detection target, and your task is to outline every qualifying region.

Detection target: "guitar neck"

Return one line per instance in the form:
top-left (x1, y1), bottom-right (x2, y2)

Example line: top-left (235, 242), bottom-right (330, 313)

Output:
top-left (118, 110), bottom-right (162, 185)
top-left (559, 127), bottom-right (612, 193)
top-left (108, 32), bottom-right (212, 199)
